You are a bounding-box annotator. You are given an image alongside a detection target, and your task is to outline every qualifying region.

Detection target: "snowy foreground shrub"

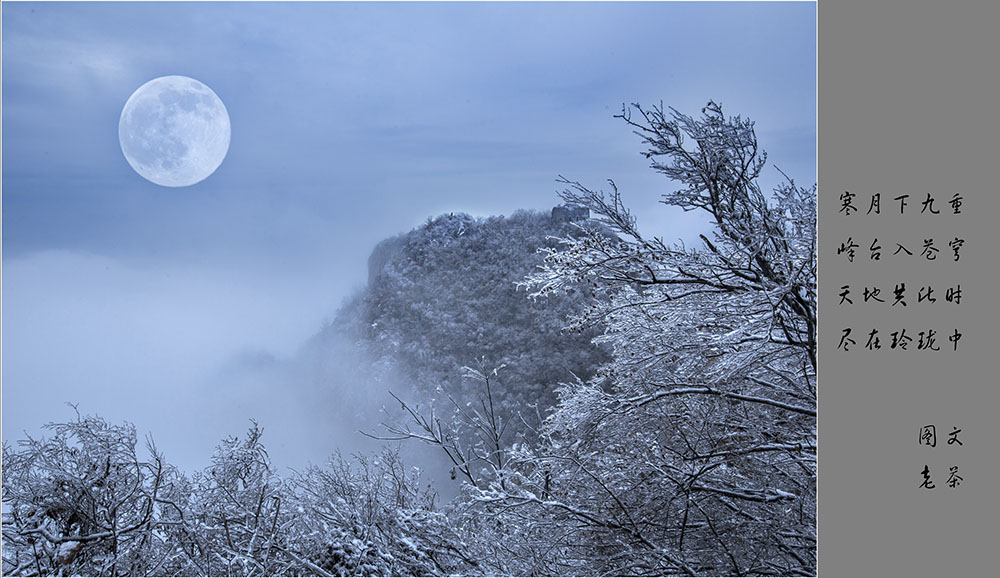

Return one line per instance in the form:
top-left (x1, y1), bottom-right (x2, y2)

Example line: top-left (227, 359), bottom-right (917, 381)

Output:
top-left (2, 412), bottom-right (476, 577)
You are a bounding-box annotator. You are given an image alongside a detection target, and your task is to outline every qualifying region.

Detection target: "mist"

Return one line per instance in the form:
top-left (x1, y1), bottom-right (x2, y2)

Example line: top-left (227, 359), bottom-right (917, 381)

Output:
top-left (1, 251), bottom-right (328, 464)
top-left (2, 0), bottom-right (815, 492)
top-left (2, 248), bottom-right (466, 505)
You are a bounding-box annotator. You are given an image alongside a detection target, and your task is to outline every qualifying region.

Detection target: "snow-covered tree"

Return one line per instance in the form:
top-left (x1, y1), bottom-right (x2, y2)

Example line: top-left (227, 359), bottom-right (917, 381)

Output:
top-left (508, 101), bottom-right (816, 575)
top-left (288, 448), bottom-right (479, 576)
top-left (374, 101), bottom-right (815, 576)
top-left (1, 408), bottom-right (191, 576)
top-left (3, 414), bottom-right (472, 577)
top-left (185, 421), bottom-right (291, 576)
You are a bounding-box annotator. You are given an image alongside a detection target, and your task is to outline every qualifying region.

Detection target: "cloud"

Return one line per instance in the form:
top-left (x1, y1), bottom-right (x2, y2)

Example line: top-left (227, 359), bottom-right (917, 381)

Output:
top-left (2, 0), bottom-right (815, 479)
top-left (0, 249), bottom-right (350, 470)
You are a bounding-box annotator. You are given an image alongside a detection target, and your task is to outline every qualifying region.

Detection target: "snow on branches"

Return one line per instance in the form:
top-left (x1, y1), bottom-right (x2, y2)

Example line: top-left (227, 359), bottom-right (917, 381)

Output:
top-left (516, 101), bottom-right (817, 575)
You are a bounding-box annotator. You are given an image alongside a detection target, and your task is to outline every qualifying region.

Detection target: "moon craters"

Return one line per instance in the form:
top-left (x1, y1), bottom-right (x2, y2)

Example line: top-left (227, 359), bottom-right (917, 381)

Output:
top-left (119, 76), bottom-right (230, 187)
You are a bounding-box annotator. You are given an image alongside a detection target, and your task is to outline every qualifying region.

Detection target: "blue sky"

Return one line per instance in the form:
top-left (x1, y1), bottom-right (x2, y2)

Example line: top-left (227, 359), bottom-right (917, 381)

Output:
top-left (2, 1), bottom-right (815, 471)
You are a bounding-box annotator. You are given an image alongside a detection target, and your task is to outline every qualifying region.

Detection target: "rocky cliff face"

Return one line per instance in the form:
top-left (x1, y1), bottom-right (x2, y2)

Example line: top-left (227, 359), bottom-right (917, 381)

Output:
top-left (318, 208), bottom-right (613, 425)
top-left (551, 204), bottom-right (589, 223)
top-left (367, 235), bottom-right (406, 287)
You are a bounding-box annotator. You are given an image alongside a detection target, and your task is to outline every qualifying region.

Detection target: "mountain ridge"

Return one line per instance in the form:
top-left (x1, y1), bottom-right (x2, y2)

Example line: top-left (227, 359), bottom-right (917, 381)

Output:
top-left (306, 205), bottom-right (611, 424)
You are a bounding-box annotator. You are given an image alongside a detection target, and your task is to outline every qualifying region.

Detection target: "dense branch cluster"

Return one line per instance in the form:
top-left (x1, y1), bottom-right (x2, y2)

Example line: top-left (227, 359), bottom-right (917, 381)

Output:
top-left (515, 102), bottom-right (816, 575)
top-left (2, 412), bottom-right (475, 577)
top-left (517, 102), bottom-right (816, 575)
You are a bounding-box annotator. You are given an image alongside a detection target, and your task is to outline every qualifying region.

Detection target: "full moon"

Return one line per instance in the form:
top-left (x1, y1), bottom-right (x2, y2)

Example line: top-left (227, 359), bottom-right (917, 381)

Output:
top-left (119, 76), bottom-right (231, 187)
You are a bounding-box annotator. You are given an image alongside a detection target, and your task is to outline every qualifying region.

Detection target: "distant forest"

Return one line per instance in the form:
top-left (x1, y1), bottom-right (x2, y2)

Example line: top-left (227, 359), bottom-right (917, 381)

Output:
top-left (3, 102), bottom-right (816, 577)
